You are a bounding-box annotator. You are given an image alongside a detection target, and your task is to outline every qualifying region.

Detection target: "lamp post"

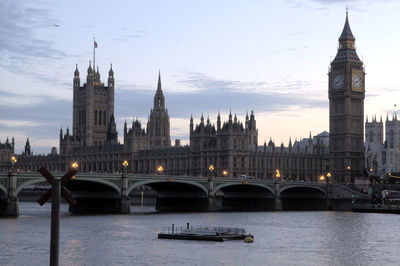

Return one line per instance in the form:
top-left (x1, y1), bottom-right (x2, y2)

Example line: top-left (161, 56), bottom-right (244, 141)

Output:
top-left (275, 169), bottom-right (280, 183)
top-left (326, 172), bottom-right (331, 200)
top-left (121, 160), bottom-right (130, 214)
top-left (208, 164), bottom-right (215, 178)
top-left (222, 169), bottom-right (228, 177)
top-left (8, 155), bottom-right (17, 196)
top-left (346, 165), bottom-right (352, 184)
top-left (208, 164), bottom-right (215, 199)
top-left (274, 169), bottom-right (280, 194)
top-left (157, 165), bottom-right (164, 175)
top-left (71, 162), bottom-right (78, 179)
top-left (71, 162), bottom-right (78, 169)
top-left (7, 155), bottom-right (17, 207)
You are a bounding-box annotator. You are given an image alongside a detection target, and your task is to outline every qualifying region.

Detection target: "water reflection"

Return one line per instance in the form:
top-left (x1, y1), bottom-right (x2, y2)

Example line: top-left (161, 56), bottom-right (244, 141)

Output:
top-left (0, 203), bottom-right (399, 265)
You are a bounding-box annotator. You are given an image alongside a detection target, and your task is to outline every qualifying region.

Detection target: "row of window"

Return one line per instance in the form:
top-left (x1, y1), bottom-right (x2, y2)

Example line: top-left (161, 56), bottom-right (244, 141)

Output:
top-left (94, 110), bottom-right (107, 126)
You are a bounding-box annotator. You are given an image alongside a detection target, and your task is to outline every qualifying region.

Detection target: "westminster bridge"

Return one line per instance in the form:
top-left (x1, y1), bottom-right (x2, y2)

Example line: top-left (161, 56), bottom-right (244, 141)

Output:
top-left (0, 171), bottom-right (368, 216)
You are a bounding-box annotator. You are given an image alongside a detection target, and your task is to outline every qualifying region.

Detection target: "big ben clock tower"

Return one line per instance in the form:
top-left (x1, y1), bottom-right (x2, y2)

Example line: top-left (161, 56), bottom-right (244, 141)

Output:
top-left (329, 12), bottom-right (365, 183)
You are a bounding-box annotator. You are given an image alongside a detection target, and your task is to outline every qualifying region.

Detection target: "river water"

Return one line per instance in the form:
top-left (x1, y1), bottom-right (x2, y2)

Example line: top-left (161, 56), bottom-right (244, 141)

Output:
top-left (0, 202), bottom-right (398, 266)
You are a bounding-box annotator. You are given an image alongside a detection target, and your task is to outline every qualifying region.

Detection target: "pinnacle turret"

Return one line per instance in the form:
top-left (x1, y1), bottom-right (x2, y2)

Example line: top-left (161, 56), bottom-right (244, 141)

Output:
top-left (153, 71), bottom-right (165, 109)
top-left (109, 63), bottom-right (114, 76)
top-left (339, 11), bottom-right (355, 42)
top-left (87, 61), bottom-right (92, 74)
top-left (157, 70), bottom-right (162, 92)
top-left (74, 64), bottom-right (79, 77)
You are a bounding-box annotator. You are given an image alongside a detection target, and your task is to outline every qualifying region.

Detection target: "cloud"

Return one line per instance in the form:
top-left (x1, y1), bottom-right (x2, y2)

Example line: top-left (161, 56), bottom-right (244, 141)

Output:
top-left (0, 1), bottom-right (65, 60)
top-left (0, 1), bottom-right (68, 91)
top-left (172, 72), bottom-right (325, 115)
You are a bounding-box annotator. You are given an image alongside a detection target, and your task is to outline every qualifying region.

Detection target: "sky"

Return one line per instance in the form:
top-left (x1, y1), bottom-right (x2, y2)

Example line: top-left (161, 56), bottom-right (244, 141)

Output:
top-left (0, 0), bottom-right (399, 154)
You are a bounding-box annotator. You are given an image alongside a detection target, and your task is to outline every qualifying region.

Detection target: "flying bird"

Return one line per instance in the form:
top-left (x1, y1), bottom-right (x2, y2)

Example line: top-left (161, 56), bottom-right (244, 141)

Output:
top-left (52, 24), bottom-right (59, 27)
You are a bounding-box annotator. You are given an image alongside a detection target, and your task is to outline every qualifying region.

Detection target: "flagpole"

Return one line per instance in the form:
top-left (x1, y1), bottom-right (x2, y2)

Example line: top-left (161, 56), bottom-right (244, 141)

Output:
top-left (93, 37), bottom-right (95, 73)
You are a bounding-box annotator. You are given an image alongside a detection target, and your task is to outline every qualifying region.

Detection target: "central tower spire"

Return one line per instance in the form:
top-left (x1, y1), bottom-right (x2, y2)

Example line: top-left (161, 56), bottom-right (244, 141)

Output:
top-left (147, 71), bottom-right (170, 147)
top-left (153, 70), bottom-right (165, 110)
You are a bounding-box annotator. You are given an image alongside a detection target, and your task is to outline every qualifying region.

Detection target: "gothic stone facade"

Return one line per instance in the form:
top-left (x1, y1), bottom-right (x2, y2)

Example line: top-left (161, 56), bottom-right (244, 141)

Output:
top-left (15, 16), bottom-right (374, 183)
top-left (14, 64), bottom-right (329, 181)
top-left (365, 114), bottom-right (400, 175)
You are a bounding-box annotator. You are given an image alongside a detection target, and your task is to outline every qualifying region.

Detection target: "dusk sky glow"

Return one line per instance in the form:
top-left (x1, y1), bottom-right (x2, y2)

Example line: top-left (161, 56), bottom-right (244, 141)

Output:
top-left (1, 0), bottom-right (400, 154)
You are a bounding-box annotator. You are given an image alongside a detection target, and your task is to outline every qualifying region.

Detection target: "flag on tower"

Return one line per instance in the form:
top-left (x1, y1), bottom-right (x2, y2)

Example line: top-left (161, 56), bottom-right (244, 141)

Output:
top-left (94, 40), bottom-right (98, 48)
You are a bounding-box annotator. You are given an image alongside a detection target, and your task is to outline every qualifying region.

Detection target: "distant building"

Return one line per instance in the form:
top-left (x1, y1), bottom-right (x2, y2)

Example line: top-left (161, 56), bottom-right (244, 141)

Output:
top-left (14, 64), bottom-right (329, 181)
top-left (365, 114), bottom-right (400, 175)
top-left (0, 137), bottom-right (14, 171)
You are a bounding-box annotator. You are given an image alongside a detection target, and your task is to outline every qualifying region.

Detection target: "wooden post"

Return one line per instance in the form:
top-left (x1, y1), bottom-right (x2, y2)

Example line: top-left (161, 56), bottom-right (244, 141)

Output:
top-left (50, 179), bottom-right (61, 266)
top-left (140, 191), bottom-right (144, 214)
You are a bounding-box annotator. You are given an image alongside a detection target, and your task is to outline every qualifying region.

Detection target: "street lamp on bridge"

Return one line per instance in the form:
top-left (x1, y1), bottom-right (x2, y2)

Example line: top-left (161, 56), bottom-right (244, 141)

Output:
top-left (208, 164), bottom-right (215, 178)
top-left (275, 169), bottom-right (280, 181)
top-left (157, 165), bottom-right (164, 175)
top-left (10, 155), bottom-right (17, 165)
top-left (122, 160), bottom-right (128, 175)
top-left (222, 169), bottom-right (228, 177)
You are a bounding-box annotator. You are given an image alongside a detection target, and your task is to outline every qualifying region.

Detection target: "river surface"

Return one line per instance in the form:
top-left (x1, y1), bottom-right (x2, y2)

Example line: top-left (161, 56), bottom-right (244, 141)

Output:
top-left (0, 202), bottom-right (398, 266)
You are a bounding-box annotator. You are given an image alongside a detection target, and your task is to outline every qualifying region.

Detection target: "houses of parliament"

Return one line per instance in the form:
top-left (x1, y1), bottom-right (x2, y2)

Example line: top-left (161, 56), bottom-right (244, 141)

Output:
top-left (2, 13), bottom-right (371, 183)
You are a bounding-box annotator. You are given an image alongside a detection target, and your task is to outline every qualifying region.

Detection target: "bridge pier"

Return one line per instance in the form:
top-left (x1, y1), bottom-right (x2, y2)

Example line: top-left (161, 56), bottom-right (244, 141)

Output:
top-left (274, 183), bottom-right (282, 211)
top-left (6, 172), bottom-right (19, 217)
top-left (207, 177), bottom-right (216, 211)
top-left (120, 173), bottom-right (130, 214)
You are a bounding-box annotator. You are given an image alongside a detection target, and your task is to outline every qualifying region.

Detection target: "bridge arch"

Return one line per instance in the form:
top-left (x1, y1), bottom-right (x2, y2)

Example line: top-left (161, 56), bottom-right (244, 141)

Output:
top-left (0, 184), bottom-right (6, 198)
top-left (65, 178), bottom-right (121, 194)
top-left (16, 178), bottom-right (121, 196)
top-left (127, 180), bottom-right (208, 195)
top-left (279, 185), bottom-right (327, 197)
top-left (16, 178), bottom-right (45, 195)
top-left (213, 182), bottom-right (275, 196)
top-left (279, 184), bottom-right (327, 210)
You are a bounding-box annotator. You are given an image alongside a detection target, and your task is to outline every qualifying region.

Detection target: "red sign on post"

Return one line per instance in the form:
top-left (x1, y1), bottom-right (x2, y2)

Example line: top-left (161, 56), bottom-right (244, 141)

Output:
top-left (37, 167), bottom-right (77, 205)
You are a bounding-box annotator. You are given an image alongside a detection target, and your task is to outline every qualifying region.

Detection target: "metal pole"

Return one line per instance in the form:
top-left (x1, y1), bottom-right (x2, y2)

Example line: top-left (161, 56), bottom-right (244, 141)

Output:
top-left (141, 191), bottom-right (144, 214)
top-left (50, 179), bottom-right (61, 266)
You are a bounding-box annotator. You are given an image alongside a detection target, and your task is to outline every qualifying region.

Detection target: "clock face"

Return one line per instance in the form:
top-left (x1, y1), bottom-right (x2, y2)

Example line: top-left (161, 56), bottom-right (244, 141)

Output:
top-left (352, 74), bottom-right (362, 89)
top-left (333, 74), bottom-right (344, 89)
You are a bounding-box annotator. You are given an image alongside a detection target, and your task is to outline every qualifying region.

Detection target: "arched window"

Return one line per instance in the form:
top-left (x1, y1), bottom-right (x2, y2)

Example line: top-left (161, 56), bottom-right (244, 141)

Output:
top-left (94, 110), bottom-right (97, 125)
top-left (99, 111), bottom-right (102, 126)
top-left (103, 110), bottom-right (106, 125)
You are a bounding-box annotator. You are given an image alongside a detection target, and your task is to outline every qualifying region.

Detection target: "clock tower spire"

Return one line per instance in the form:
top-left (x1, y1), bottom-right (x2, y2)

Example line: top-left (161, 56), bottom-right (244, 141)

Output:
top-left (329, 12), bottom-right (365, 183)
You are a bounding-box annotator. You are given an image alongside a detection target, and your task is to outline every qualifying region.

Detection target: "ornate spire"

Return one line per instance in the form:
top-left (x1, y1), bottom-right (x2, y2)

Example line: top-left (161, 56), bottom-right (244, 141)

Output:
top-left (217, 112), bottom-right (221, 130)
top-left (87, 61), bottom-right (92, 74)
top-left (74, 64), bottom-right (79, 77)
top-left (109, 63), bottom-right (114, 76)
top-left (339, 11), bottom-right (355, 42)
top-left (153, 71), bottom-right (165, 109)
top-left (190, 114), bottom-right (194, 132)
top-left (157, 70), bottom-right (162, 92)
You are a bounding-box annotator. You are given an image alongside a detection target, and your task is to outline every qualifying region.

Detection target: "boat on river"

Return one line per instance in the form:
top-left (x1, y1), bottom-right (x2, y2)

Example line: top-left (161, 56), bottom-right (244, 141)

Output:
top-left (158, 224), bottom-right (253, 242)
